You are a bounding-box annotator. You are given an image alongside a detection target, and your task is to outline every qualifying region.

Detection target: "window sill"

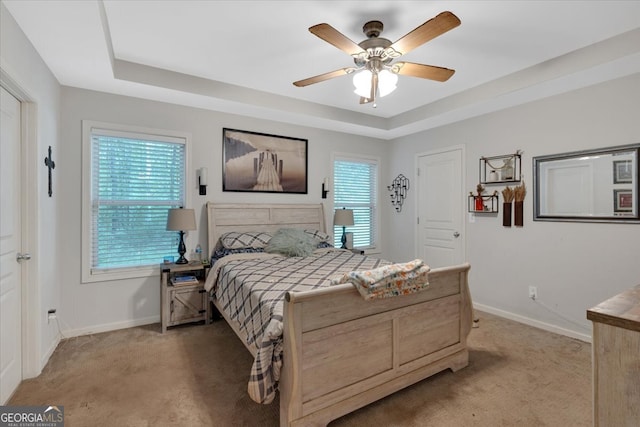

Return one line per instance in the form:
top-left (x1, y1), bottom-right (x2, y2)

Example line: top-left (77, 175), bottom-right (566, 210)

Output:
top-left (82, 264), bottom-right (159, 284)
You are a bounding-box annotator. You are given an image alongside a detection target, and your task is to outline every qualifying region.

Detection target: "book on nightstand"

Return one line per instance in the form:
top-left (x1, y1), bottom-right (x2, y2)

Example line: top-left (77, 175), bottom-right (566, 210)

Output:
top-left (170, 275), bottom-right (199, 286)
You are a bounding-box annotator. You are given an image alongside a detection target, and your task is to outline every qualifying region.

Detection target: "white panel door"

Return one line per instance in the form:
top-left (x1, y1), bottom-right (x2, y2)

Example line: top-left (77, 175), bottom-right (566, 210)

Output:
top-left (417, 148), bottom-right (464, 268)
top-left (1, 86), bottom-right (22, 403)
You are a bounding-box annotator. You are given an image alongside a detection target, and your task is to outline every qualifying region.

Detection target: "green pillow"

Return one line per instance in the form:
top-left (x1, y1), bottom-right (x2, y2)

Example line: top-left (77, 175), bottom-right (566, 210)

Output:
top-left (265, 228), bottom-right (318, 257)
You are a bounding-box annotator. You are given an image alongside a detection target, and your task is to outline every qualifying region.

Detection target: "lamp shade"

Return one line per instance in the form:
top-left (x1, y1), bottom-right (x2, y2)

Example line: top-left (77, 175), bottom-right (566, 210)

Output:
top-left (353, 70), bottom-right (373, 98)
top-left (353, 69), bottom-right (398, 99)
top-left (378, 70), bottom-right (398, 97)
top-left (166, 208), bottom-right (196, 231)
top-left (333, 209), bottom-right (354, 226)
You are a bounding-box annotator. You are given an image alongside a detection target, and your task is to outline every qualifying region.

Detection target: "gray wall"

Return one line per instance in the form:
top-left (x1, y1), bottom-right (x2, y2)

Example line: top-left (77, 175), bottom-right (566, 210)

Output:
top-left (1, 2), bottom-right (62, 374)
top-left (4, 0), bottom-right (640, 362)
top-left (59, 87), bottom-right (391, 335)
top-left (388, 73), bottom-right (640, 339)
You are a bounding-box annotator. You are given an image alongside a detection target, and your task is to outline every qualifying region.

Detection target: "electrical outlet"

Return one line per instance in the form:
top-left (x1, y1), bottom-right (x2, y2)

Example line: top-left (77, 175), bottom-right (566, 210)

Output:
top-left (528, 286), bottom-right (537, 300)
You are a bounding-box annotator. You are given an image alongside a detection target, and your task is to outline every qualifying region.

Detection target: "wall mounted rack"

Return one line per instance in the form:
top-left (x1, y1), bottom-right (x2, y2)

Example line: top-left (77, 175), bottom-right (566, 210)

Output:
top-left (468, 193), bottom-right (499, 213)
top-left (480, 151), bottom-right (522, 184)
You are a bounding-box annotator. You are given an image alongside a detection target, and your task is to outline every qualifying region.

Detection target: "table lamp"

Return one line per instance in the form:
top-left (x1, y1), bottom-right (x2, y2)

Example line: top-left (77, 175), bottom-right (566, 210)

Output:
top-left (333, 208), bottom-right (354, 249)
top-left (166, 208), bottom-right (196, 264)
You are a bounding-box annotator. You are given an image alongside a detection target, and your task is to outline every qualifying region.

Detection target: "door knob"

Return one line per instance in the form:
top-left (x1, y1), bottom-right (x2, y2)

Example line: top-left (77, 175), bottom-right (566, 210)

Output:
top-left (16, 252), bottom-right (31, 262)
top-left (453, 232), bottom-right (460, 238)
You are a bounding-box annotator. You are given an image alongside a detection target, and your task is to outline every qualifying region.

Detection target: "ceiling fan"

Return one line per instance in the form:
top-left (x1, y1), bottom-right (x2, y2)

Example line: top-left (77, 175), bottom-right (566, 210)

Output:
top-left (293, 11), bottom-right (461, 106)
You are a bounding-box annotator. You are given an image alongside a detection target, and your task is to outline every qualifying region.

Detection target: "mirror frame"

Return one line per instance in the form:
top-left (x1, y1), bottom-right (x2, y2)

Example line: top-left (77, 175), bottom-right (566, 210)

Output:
top-left (533, 143), bottom-right (639, 223)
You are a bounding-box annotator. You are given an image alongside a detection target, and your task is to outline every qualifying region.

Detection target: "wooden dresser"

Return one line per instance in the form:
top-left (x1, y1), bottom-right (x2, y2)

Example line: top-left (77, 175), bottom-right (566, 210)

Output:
top-left (587, 285), bottom-right (640, 427)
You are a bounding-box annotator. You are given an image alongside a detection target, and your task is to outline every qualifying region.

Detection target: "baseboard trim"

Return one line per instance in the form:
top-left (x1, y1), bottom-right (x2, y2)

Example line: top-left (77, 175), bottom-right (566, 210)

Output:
top-left (61, 315), bottom-right (160, 338)
top-left (60, 307), bottom-right (592, 343)
top-left (473, 303), bottom-right (592, 343)
top-left (35, 334), bottom-right (62, 380)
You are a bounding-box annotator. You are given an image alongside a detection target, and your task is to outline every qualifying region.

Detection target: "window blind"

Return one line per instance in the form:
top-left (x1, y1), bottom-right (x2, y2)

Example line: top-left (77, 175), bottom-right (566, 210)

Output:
top-left (333, 158), bottom-right (378, 248)
top-left (90, 130), bottom-right (186, 271)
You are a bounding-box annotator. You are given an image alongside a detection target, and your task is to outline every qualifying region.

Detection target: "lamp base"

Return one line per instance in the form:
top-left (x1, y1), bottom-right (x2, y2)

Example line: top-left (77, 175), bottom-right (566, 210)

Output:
top-left (175, 230), bottom-right (188, 264)
top-left (341, 227), bottom-right (347, 249)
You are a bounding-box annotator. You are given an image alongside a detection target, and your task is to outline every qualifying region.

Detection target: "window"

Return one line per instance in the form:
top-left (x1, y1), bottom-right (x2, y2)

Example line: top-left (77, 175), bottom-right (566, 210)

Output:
top-left (333, 155), bottom-right (379, 250)
top-left (82, 121), bottom-right (189, 282)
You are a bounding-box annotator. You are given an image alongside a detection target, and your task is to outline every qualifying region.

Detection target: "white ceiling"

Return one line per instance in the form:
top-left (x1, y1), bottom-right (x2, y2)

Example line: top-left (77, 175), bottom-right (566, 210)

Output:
top-left (4, 0), bottom-right (640, 139)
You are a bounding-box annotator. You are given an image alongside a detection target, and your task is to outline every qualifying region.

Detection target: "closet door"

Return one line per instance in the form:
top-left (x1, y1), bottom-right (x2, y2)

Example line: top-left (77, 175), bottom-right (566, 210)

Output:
top-left (1, 86), bottom-right (23, 404)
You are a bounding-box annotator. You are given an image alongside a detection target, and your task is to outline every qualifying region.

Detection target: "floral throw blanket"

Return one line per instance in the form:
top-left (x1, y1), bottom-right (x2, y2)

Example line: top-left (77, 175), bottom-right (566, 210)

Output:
top-left (330, 259), bottom-right (430, 300)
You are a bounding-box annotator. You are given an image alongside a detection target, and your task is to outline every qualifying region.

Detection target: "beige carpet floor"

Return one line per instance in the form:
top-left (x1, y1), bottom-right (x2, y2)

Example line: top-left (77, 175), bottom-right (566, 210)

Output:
top-left (9, 311), bottom-right (592, 426)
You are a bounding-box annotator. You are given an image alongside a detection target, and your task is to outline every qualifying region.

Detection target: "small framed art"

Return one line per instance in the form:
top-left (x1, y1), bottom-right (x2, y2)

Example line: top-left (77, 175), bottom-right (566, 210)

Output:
top-left (613, 189), bottom-right (633, 214)
top-left (613, 159), bottom-right (632, 184)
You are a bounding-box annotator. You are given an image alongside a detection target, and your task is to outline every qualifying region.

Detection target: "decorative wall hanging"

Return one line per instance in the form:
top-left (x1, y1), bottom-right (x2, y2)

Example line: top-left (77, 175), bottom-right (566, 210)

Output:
top-left (513, 181), bottom-right (526, 227)
top-left (468, 183), bottom-right (498, 213)
top-left (613, 189), bottom-right (632, 213)
top-left (388, 174), bottom-right (409, 212)
top-left (479, 151), bottom-right (522, 184)
top-left (44, 145), bottom-right (55, 197)
top-left (613, 160), bottom-right (632, 184)
top-left (502, 186), bottom-right (514, 227)
top-left (222, 128), bottom-right (307, 194)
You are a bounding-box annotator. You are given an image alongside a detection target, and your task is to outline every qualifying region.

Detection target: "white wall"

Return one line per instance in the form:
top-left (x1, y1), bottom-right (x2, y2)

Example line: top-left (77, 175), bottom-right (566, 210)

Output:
top-left (5, 0), bottom-right (639, 348)
top-left (1, 2), bottom-right (62, 375)
top-left (388, 73), bottom-right (640, 340)
top-left (59, 87), bottom-right (391, 336)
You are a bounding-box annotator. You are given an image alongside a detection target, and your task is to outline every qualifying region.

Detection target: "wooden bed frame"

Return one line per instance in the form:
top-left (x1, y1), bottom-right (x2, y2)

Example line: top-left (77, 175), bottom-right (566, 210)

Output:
top-left (206, 202), bottom-right (472, 427)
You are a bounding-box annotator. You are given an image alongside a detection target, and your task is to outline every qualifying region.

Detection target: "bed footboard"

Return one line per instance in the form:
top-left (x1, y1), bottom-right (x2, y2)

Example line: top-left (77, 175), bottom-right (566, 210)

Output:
top-left (279, 262), bottom-right (472, 427)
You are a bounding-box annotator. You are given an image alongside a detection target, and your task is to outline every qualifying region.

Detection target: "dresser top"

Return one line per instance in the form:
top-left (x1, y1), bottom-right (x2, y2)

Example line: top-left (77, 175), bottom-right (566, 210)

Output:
top-left (587, 284), bottom-right (640, 332)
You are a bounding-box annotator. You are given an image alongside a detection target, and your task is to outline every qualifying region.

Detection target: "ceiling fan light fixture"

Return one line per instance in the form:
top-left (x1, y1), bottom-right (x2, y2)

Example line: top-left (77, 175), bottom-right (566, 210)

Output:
top-left (378, 69), bottom-right (398, 97)
top-left (353, 69), bottom-right (372, 97)
top-left (299, 12), bottom-right (460, 104)
top-left (353, 69), bottom-right (397, 99)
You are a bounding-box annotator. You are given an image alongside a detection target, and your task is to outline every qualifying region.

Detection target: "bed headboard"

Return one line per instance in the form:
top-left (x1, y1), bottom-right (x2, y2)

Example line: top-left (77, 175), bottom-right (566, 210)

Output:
top-left (206, 202), bottom-right (326, 254)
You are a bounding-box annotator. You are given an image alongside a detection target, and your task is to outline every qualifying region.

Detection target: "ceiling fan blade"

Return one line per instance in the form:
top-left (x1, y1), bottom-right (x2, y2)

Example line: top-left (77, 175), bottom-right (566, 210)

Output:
top-left (387, 11), bottom-right (461, 56)
top-left (393, 62), bottom-right (455, 82)
top-left (293, 68), bottom-right (353, 87)
top-left (309, 23), bottom-right (366, 56)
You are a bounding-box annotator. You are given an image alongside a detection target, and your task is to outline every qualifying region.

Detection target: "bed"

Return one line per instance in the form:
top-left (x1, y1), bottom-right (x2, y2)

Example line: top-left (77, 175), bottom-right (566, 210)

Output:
top-left (205, 202), bottom-right (472, 427)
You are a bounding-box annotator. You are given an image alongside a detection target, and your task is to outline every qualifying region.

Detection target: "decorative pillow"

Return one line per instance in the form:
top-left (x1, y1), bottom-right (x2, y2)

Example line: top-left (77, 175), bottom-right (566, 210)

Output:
top-left (219, 231), bottom-right (272, 249)
top-left (211, 247), bottom-right (264, 265)
top-left (265, 228), bottom-right (318, 257)
top-left (304, 229), bottom-right (332, 243)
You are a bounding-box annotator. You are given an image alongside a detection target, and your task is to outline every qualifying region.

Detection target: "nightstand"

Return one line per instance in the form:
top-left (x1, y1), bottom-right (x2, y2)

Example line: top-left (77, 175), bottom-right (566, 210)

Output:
top-left (160, 262), bottom-right (210, 333)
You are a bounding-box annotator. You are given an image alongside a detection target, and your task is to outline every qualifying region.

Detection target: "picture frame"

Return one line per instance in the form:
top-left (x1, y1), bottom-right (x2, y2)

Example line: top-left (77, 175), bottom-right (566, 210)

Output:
top-left (613, 159), bottom-right (632, 184)
top-left (613, 189), bottom-right (632, 213)
top-left (222, 128), bottom-right (308, 194)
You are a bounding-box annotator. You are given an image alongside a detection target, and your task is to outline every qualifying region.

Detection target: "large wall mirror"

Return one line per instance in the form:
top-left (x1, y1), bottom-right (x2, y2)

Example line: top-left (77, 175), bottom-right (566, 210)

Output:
top-left (533, 143), bottom-right (639, 223)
